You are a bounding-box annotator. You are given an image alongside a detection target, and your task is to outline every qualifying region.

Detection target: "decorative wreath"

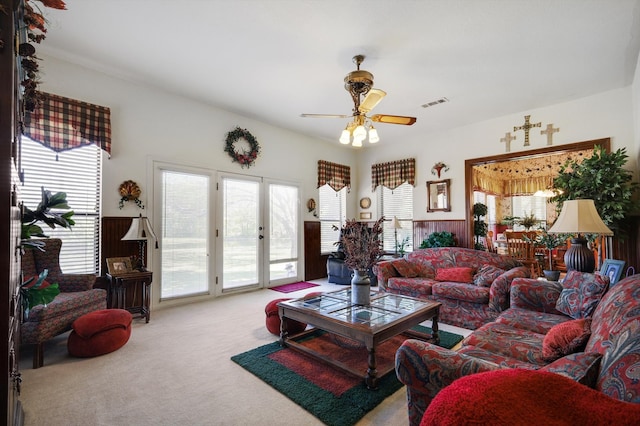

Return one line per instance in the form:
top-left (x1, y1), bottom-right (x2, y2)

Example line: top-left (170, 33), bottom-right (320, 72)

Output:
top-left (118, 180), bottom-right (145, 209)
top-left (224, 126), bottom-right (260, 168)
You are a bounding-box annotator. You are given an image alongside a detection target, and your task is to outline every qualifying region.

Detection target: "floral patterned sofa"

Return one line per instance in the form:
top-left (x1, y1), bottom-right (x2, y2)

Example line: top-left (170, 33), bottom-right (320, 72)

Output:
top-left (374, 247), bottom-right (529, 329)
top-left (395, 271), bottom-right (640, 426)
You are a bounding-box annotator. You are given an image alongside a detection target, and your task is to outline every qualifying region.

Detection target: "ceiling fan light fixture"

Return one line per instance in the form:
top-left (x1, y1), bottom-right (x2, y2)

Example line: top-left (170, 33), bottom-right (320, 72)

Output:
top-left (368, 126), bottom-right (380, 143)
top-left (339, 129), bottom-right (351, 144)
top-left (353, 124), bottom-right (366, 140)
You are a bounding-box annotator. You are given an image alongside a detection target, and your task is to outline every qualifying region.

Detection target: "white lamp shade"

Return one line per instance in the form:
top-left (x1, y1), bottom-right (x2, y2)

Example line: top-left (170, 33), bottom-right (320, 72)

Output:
top-left (368, 127), bottom-right (380, 143)
top-left (352, 137), bottom-right (363, 147)
top-left (547, 199), bottom-right (613, 235)
top-left (339, 129), bottom-right (351, 144)
top-left (392, 216), bottom-right (402, 229)
top-left (122, 215), bottom-right (158, 242)
top-left (353, 125), bottom-right (366, 140)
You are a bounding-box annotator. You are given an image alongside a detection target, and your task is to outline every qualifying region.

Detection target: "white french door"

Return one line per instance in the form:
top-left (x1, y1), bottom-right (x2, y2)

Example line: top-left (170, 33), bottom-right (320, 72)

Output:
top-left (217, 173), bottom-right (300, 294)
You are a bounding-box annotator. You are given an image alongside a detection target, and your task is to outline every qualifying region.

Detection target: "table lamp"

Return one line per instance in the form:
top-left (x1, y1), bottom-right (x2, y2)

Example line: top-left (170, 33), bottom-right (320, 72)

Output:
top-left (392, 216), bottom-right (402, 256)
top-left (121, 214), bottom-right (158, 271)
top-left (547, 199), bottom-right (613, 272)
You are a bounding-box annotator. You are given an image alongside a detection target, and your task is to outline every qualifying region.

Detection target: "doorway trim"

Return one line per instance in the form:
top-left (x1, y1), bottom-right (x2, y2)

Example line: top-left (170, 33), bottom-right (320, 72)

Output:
top-left (464, 138), bottom-right (611, 247)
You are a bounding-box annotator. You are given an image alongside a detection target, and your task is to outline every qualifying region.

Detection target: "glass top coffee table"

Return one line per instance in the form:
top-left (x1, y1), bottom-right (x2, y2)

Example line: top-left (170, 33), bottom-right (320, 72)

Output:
top-left (277, 288), bottom-right (441, 389)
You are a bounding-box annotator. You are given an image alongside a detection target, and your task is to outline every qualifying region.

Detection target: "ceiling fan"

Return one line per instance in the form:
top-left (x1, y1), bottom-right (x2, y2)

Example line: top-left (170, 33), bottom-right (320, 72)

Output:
top-left (301, 55), bottom-right (417, 146)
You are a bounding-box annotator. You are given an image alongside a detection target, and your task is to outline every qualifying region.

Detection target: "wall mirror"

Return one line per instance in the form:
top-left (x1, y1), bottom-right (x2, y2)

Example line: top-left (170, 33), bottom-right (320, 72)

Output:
top-left (427, 179), bottom-right (451, 212)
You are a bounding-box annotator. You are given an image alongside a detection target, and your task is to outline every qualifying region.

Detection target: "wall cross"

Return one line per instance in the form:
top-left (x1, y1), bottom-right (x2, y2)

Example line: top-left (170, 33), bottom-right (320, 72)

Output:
top-left (500, 132), bottom-right (516, 152)
top-left (541, 123), bottom-right (559, 145)
top-left (513, 115), bottom-right (541, 146)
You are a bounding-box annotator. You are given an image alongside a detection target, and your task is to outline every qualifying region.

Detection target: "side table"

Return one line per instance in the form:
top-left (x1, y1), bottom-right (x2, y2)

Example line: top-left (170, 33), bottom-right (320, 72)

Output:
top-left (106, 271), bottom-right (152, 323)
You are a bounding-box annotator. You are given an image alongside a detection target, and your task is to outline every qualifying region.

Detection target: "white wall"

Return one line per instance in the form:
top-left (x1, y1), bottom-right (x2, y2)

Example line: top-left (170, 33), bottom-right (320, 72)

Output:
top-left (357, 87), bottom-right (637, 223)
top-left (38, 55), bottom-right (359, 221)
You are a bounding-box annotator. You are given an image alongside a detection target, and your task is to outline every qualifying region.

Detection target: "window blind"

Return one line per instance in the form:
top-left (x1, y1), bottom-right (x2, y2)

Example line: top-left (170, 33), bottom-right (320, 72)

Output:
top-left (20, 138), bottom-right (101, 274)
top-left (318, 184), bottom-right (346, 254)
top-left (377, 183), bottom-right (413, 252)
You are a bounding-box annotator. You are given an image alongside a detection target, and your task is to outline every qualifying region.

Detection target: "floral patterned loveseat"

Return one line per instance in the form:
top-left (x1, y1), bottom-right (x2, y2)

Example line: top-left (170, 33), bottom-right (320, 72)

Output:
top-left (395, 271), bottom-right (640, 426)
top-left (374, 247), bottom-right (529, 329)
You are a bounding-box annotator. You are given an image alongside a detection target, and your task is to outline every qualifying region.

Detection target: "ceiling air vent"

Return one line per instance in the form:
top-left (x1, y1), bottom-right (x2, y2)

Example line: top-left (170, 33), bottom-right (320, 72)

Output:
top-left (421, 97), bottom-right (449, 108)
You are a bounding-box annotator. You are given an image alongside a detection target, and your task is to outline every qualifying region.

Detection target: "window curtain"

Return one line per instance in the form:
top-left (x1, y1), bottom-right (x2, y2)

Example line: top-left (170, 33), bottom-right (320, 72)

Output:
top-left (317, 160), bottom-right (351, 192)
top-left (371, 158), bottom-right (415, 191)
top-left (23, 91), bottom-right (112, 157)
top-left (473, 168), bottom-right (504, 195)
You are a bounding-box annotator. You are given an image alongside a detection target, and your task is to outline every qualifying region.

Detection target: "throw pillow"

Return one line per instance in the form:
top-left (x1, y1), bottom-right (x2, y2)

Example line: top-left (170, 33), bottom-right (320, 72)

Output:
top-left (555, 271), bottom-right (609, 319)
top-left (393, 259), bottom-right (419, 278)
top-left (435, 267), bottom-right (474, 283)
top-left (542, 318), bottom-right (592, 361)
top-left (473, 264), bottom-right (506, 287)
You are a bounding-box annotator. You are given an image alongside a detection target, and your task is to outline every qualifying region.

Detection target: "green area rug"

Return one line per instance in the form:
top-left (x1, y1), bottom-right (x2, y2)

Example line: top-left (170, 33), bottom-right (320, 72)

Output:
top-left (231, 326), bottom-right (462, 426)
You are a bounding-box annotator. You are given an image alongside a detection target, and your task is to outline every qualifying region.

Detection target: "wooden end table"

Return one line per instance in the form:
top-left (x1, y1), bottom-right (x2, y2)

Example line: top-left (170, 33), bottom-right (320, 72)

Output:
top-left (106, 271), bottom-right (152, 323)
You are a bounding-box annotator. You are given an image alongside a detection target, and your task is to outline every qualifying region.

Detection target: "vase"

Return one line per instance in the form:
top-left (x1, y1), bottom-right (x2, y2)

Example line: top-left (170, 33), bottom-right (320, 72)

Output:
top-left (543, 270), bottom-right (561, 282)
top-left (351, 269), bottom-right (371, 305)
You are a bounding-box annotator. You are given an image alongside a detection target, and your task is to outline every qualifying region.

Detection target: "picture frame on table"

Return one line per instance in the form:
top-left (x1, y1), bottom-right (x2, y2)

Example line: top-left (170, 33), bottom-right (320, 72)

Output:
top-left (600, 259), bottom-right (625, 286)
top-left (106, 257), bottom-right (133, 275)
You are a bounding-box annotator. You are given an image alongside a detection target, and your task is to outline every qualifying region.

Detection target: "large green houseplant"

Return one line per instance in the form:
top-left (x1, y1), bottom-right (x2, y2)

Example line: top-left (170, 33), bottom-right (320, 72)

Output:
top-left (473, 202), bottom-right (488, 250)
top-left (20, 187), bottom-right (75, 315)
top-left (419, 231), bottom-right (456, 248)
top-left (551, 145), bottom-right (639, 236)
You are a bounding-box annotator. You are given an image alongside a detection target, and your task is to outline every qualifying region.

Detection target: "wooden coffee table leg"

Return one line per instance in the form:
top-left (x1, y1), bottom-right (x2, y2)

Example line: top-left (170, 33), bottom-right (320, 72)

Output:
top-left (431, 313), bottom-right (440, 344)
top-left (278, 308), bottom-right (289, 346)
top-left (366, 345), bottom-right (378, 390)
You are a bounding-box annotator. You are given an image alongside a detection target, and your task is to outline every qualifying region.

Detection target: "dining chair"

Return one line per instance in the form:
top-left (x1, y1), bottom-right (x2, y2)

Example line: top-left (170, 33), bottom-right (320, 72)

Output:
top-left (505, 231), bottom-right (541, 277)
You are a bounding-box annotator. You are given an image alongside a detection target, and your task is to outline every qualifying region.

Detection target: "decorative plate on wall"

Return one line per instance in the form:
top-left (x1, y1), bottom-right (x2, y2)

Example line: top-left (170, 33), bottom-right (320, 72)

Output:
top-left (359, 197), bottom-right (371, 209)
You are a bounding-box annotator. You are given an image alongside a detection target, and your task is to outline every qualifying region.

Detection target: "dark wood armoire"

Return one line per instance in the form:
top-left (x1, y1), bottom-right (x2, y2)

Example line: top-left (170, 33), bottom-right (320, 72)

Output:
top-left (1, 0), bottom-right (26, 423)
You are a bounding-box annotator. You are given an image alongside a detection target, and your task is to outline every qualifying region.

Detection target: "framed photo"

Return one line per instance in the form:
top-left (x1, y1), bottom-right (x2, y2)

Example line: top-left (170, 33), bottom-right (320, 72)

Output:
top-left (359, 212), bottom-right (372, 220)
top-left (600, 259), bottom-right (625, 286)
top-left (106, 257), bottom-right (133, 275)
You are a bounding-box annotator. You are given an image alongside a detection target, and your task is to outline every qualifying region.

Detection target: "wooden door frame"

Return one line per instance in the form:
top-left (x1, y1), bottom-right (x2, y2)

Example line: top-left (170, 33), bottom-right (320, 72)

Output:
top-left (464, 138), bottom-right (611, 248)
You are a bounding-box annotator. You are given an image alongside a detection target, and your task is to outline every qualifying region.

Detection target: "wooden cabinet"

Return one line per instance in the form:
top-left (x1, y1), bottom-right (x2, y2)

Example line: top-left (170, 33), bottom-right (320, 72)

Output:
top-left (0, 0), bottom-right (25, 423)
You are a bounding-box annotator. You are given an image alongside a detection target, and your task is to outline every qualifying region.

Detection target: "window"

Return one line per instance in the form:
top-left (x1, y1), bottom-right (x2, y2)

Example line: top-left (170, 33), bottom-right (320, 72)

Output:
top-left (377, 183), bottom-right (413, 253)
top-left (319, 184), bottom-right (346, 254)
top-left (474, 191), bottom-right (497, 224)
top-left (512, 195), bottom-right (547, 229)
top-left (21, 138), bottom-right (101, 274)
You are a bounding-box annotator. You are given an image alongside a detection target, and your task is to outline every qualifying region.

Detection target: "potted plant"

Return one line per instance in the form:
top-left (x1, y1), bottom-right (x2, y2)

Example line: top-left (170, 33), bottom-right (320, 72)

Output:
top-left (396, 236), bottom-right (410, 256)
top-left (528, 229), bottom-right (567, 281)
top-left (551, 145), bottom-right (639, 236)
top-left (340, 217), bottom-right (384, 305)
top-left (519, 212), bottom-right (538, 230)
top-left (473, 203), bottom-right (488, 250)
top-left (20, 187), bottom-right (75, 314)
top-left (419, 231), bottom-right (456, 248)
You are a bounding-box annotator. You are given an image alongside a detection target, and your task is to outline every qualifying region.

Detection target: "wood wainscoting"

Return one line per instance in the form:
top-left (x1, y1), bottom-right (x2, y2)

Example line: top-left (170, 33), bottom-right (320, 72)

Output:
top-left (304, 221), bottom-right (329, 281)
top-left (413, 220), bottom-right (471, 249)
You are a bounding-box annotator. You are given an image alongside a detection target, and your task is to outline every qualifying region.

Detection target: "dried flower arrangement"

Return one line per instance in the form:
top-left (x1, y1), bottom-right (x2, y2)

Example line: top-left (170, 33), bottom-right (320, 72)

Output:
top-left (340, 217), bottom-right (384, 272)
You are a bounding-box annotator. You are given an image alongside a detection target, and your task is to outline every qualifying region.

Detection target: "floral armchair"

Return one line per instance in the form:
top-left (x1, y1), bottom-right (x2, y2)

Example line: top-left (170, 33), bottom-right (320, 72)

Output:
top-left (21, 239), bottom-right (106, 368)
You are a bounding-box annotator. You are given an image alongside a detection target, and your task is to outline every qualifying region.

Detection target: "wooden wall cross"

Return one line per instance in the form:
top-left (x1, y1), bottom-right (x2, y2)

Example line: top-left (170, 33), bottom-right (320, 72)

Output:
top-left (500, 132), bottom-right (516, 152)
top-left (541, 123), bottom-right (559, 145)
top-left (513, 115), bottom-right (541, 146)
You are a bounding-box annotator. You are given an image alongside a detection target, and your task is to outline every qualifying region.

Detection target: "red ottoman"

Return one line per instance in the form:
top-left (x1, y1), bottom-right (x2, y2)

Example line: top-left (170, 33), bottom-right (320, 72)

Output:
top-left (68, 309), bottom-right (133, 358)
top-left (265, 298), bottom-right (307, 336)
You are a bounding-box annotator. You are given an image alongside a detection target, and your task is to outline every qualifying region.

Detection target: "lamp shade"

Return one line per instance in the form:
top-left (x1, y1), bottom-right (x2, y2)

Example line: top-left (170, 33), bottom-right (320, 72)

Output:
top-left (392, 216), bottom-right (402, 229)
top-left (547, 199), bottom-right (613, 235)
top-left (547, 199), bottom-right (612, 273)
top-left (122, 214), bottom-right (158, 242)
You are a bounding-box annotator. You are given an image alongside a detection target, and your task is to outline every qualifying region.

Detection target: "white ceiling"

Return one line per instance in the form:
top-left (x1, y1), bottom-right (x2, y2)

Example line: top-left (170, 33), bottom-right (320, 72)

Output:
top-left (38, 0), bottom-right (640, 146)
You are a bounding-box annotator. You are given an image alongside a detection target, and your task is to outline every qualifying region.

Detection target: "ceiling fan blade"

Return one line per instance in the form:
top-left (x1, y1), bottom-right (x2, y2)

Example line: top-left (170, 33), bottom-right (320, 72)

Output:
top-left (359, 88), bottom-right (386, 113)
top-left (300, 113), bottom-right (351, 119)
top-left (370, 114), bottom-right (417, 125)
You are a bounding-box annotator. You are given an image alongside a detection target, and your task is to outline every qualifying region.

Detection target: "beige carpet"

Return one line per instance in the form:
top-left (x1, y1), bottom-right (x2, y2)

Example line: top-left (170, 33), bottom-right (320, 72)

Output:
top-left (18, 280), bottom-right (471, 426)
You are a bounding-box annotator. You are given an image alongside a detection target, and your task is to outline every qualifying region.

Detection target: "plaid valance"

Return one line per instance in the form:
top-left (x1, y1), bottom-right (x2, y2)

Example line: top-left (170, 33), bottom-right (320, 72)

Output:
top-left (371, 158), bottom-right (416, 191)
top-left (24, 91), bottom-right (112, 157)
top-left (317, 160), bottom-right (351, 192)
